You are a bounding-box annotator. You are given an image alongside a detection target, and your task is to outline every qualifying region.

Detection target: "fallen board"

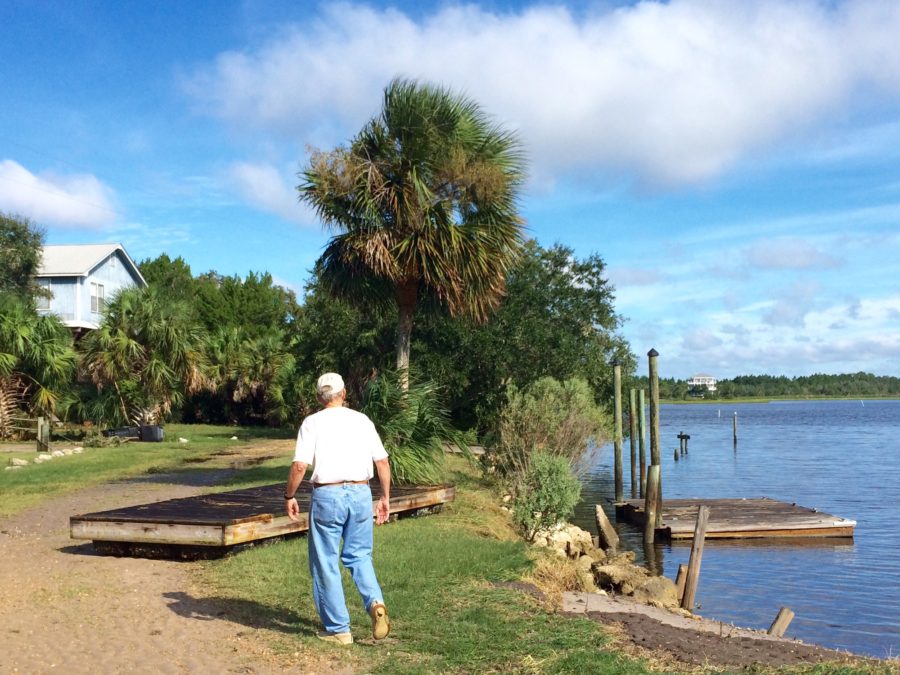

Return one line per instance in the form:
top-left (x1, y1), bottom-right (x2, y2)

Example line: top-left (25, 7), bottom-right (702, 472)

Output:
top-left (71, 482), bottom-right (454, 553)
top-left (614, 497), bottom-right (855, 540)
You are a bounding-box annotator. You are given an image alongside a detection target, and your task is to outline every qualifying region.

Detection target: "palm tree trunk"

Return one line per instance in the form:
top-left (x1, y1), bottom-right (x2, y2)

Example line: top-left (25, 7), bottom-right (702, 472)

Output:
top-left (395, 281), bottom-right (417, 391)
top-left (113, 380), bottom-right (129, 425)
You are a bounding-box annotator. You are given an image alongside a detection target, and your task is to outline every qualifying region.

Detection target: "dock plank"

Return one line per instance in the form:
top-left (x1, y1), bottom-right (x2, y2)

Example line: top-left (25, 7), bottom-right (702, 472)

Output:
top-left (615, 497), bottom-right (855, 540)
top-left (70, 482), bottom-right (455, 550)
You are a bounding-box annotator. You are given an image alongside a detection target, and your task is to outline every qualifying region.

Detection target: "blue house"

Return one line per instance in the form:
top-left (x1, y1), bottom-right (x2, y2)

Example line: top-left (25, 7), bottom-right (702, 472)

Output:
top-left (36, 243), bottom-right (147, 332)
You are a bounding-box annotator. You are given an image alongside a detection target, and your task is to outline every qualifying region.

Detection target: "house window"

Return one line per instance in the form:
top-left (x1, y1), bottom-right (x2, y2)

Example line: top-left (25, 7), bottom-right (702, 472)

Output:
top-left (91, 282), bottom-right (105, 313)
top-left (36, 280), bottom-right (52, 310)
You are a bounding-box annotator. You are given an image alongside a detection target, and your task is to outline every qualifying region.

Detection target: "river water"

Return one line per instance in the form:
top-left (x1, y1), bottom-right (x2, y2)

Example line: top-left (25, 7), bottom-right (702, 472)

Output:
top-left (572, 399), bottom-right (900, 659)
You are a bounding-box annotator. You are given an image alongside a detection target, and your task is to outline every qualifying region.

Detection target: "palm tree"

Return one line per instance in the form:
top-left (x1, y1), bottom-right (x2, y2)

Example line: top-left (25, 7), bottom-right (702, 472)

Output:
top-left (0, 293), bottom-right (75, 437)
top-left (80, 287), bottom-right (209, 426)
top-left (299, 78), bottom-right (526, 386)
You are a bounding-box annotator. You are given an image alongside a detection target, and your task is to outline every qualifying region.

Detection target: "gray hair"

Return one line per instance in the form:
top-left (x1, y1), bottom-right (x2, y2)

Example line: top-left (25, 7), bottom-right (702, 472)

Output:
top-left (317, 387), bottom-right (344, 405)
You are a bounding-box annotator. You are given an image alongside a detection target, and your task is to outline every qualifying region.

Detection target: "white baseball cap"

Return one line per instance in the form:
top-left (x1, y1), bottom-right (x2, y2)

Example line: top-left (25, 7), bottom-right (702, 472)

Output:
top-left (316, 372), bottom-right (345, 395)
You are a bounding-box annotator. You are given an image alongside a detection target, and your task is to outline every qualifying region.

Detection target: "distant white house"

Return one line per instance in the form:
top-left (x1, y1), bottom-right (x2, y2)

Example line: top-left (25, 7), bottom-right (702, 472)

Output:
top-left (35, 243), bottom-right (147, 332)
top-left (687, 373), bottom-right (717, 393)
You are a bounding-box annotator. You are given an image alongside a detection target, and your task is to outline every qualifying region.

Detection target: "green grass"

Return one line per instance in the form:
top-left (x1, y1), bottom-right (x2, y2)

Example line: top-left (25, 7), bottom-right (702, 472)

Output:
top-left (0, 423), bottom-right (293, 517)
top-left (200, 459), bottom-right (650, 674)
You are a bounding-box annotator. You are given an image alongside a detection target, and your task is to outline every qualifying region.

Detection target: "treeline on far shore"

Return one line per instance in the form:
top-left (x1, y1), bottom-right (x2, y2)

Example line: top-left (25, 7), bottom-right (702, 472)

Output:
top-left (631, 372), bottom-right (900, 400)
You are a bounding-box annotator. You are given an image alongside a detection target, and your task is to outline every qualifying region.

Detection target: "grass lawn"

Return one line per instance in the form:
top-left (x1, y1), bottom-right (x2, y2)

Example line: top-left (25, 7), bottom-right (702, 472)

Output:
top-left (0, 423), bottom-right (294, 517)
top-left (199, 457), bottom-right (650, 675)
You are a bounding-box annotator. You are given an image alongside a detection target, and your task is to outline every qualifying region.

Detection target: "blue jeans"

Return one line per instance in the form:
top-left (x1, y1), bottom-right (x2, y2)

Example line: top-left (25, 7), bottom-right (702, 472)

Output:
top-left (308, 484), bottom-right (384, 634)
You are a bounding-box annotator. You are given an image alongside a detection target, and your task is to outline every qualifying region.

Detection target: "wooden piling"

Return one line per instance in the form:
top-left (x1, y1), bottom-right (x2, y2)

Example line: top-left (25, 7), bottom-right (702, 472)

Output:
top-left (613, 361), bottom-right (623, 503)
top-left (648, 349), bottom-right (662, 526)
top-left (675, 563), bottom-right (688, 604)
top-left (733, 412), bottom-right (738, 446)
top-left (638, 389), bottom-right (646, 497)
top-left (644, 464), bottom-right (661, 544)
top-left (681, 505), bottom-right (710, 611)
top-left (628, 388), bottom-right (638, 497)
top-left (36, 416), bottom-right (50, 453)
top-left (594, 505), bottom-right (619, 553)
top-left (768, 607), bottom-right (795, 637)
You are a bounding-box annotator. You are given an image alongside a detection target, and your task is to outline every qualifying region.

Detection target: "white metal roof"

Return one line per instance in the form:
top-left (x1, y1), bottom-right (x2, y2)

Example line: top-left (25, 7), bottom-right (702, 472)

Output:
top-left (38, 243), bottom-right (147, 286)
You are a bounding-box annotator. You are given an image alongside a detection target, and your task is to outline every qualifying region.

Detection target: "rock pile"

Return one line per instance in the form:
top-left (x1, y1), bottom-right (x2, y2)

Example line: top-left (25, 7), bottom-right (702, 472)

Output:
top-left (533, 522), bottom-right (680, 610)
top-left (5, 447), bottom-right (85, 470)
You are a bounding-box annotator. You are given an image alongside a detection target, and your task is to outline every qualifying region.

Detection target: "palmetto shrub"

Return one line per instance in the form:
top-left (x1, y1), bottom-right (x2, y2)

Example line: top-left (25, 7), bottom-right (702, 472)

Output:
top-left (361, 371), bottom-right (468, 485)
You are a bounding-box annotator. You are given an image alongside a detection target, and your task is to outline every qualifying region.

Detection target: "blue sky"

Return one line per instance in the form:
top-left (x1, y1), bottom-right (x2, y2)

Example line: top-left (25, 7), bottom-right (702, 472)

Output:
top-left (2, 0), bottom-right (899, 379)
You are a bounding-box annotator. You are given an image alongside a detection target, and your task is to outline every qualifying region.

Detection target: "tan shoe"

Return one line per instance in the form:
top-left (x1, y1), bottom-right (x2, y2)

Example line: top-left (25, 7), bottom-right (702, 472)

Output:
top-left (370, 602), bottom-right (390, 639)
top-left (316, 631), bottom-right (353, 645)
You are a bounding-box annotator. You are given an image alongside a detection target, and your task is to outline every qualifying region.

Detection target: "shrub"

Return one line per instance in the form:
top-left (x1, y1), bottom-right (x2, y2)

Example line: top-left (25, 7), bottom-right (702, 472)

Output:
top-left (486, 376), bottom-right (610, 479)
top-left (511, 451), bottom-right (581, 541)
top-left (361, 371), bottom-right (469, 485)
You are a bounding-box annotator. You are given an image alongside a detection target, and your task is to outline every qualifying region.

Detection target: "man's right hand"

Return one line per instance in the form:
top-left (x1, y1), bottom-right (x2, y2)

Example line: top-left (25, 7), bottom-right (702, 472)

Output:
top-left (286, 497), bottom-right (301, 522)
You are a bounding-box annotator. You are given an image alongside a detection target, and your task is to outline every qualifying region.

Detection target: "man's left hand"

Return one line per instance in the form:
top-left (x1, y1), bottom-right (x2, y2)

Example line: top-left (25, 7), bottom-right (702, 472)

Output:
top-left (375, 496), bottom-right (390, 525)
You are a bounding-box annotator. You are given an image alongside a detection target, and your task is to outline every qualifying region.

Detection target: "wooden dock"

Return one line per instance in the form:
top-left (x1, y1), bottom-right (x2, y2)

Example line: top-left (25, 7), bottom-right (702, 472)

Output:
top-left (615, 497), bottom-right (855, 540)
top-left (70, 482), bottom-right (454, 557)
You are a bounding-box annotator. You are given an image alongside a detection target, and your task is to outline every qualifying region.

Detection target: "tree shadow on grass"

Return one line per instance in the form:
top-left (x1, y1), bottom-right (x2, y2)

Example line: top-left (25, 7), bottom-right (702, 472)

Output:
top-left (162, 590), bottom-right (318, 636)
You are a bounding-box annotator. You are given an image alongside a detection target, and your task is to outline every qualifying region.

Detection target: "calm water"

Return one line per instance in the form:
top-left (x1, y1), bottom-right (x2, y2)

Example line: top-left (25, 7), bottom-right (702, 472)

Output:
top-left (573, 399), bottom-right (900, 659)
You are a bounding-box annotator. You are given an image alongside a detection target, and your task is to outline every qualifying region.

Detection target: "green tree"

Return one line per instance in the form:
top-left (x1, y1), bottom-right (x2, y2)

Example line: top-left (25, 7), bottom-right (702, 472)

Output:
top-left (0, 212), bottom-right (46, 300)
top-left (299, 78), bottom-right (526, 385)
top-left (414, 241), bottom-right (632, 431)
top-left (138, 254), bottom-right (195, 303)
top-left (289, 271), bottom-right (394, 412)
top-left (193, 271), bottom-right (300, 338)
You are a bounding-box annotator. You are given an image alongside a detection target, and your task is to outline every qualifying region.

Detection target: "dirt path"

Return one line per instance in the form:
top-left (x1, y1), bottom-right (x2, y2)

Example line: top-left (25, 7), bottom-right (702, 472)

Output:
top-left (0, 445), bottom-right (347, 675)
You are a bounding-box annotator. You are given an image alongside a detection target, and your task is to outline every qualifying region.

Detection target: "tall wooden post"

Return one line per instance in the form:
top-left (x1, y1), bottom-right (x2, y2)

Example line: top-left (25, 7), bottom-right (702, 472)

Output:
top-left (644, 464), bottom-right (660, 544)
top-left (648, 349), bottom-right (662, 526)
top-left (638, 388), bottom-right (646, 496)
top-left (733, 412), bottom-right (738, 447)
top-left (628, 388), bottom-right (638, 498)
top-left (36, 416), bottom-right (49, 453)
top-left (613, 361), bottom-right (623, 503)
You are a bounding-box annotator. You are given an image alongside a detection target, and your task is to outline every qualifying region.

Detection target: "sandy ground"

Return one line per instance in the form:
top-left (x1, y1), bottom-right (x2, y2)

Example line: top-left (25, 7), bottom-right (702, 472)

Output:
top-left (0, 443), bottom-right (351, 675)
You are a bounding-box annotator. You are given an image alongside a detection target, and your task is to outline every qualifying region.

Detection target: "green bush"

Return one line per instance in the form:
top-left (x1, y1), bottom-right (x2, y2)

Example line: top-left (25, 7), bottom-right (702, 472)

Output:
top-left (512, 451), bottom-right (582, 541)
top-left (486, 376), bottom-right (610, 479)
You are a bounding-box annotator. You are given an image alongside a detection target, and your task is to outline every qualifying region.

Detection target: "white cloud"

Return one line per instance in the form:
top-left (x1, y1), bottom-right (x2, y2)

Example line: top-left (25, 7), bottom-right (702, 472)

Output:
top-left (186, 1), bottom-right (900, 188)
top-left (745, 237), bottom-right (841, 270)
top-left (609, 266), bottom-right (666, 286)
top-left (0, 159), bottom-right (118, 228)
top-left (225, 161), bottom-right (316, 226)
top-left (682, 328), bottom-right (723, 351)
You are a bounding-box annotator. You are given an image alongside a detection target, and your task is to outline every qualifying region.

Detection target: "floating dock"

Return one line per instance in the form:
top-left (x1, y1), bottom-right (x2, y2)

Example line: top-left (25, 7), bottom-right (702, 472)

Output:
top-left (70, 482), bottom-right (454, 557)
top-left (615, 497), bottom-right (855, 540)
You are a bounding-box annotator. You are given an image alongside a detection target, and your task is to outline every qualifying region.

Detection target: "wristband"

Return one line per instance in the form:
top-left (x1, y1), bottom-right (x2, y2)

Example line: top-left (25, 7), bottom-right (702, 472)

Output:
top-left (284, 494), bottom-right (295, 500)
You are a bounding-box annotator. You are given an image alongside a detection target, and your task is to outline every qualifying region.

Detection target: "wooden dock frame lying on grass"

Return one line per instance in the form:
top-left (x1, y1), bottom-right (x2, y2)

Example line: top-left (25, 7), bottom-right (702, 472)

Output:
top-left (615, 497), bottom-right (856, 540)
top-left (70, 482), bottom-right (455, 558)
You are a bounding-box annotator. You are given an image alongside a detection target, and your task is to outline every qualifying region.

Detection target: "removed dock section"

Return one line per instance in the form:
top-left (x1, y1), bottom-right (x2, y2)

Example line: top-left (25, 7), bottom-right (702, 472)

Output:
top-left (70, 482), bottom-right (454, 556)
top-left (615, 497), bottom-right (855, 540)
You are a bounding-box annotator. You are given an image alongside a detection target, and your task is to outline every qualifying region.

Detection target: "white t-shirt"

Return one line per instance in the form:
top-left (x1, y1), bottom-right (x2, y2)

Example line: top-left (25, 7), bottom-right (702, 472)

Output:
top-left (293, 406), bottom-right (388, 484)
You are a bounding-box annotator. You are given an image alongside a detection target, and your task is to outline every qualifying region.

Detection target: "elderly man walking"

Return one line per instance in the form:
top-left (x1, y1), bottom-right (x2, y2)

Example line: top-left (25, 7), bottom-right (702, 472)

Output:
top-left (285, 372), bottom-right (391, 644)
